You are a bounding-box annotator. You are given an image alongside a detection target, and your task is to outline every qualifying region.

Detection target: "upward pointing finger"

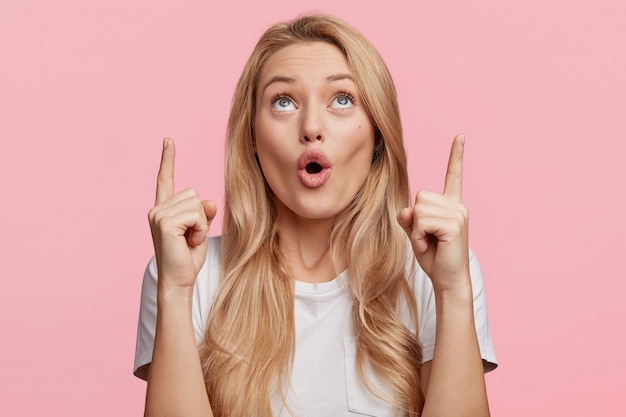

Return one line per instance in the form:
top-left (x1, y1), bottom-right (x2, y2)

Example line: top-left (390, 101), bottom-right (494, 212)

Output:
top-left (155, 137), bottom-right (176, 205)
top-left (443, 134), bottom-right (464, 202)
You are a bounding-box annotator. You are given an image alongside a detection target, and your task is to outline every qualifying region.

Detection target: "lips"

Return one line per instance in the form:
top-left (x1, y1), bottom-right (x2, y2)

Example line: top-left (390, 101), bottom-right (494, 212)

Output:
top-left (297, 150), bottom-right (332, 188)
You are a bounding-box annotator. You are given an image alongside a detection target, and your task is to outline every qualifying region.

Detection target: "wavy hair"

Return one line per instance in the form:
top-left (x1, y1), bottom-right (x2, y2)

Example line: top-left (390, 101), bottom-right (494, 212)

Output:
top-left (199, 14), bottom-right (424, 416)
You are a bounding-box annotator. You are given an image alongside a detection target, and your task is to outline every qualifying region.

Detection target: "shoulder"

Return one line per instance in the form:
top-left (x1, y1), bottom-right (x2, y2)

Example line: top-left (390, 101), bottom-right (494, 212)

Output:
top-left (134, 235), bottom-right (223, 379)
top-left (409, 247), bottom-right (498, 370)
top-left (193, 235), bottom-right (222, 301)
top-left (204, 235), bottom-right (222, 270)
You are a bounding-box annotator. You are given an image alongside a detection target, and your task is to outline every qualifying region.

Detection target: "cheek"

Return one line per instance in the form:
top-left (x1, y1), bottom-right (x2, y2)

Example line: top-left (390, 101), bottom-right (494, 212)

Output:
top-left (253, 103), bottom-right (274, 152)
top-left (254, 133), bottom-right (291, 178)
top-left (255, 133), bottom-right (283, 163)
top-left (353, 123), bottom-right (376, 154)
top-left (253, 118), bottom-right (273, 155)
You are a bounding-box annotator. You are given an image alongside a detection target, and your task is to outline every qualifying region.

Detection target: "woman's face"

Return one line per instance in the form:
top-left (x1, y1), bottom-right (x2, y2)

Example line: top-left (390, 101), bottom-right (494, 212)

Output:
top-left (254, 41), bottom-right (376, 223)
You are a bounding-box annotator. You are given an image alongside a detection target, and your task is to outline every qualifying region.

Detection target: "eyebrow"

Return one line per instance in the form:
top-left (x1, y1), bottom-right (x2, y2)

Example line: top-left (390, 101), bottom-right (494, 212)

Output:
top-left (261, 73), bottom-right (356, 93)
top-left (325, 73), bottom-right (355, 83)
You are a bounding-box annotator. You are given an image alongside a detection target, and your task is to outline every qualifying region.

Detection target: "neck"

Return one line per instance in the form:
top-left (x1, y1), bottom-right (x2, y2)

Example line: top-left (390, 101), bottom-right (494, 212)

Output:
top-left (276, 210), bottom-right (345, 283)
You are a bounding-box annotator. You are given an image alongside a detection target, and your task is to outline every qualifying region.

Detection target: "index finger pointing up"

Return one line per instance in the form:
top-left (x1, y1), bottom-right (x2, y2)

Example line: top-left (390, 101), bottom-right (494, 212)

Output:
top-left (155, 137), bottom-right (176, 205)
top-left (443, 134), bottom-right (464, 201)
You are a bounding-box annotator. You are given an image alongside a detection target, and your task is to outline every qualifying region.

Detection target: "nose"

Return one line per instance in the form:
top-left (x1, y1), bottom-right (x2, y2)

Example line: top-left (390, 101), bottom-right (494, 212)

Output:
top-left (300, 105), bottom-right (324, 143)
top-left (303, 133), bottom-right (323, 142)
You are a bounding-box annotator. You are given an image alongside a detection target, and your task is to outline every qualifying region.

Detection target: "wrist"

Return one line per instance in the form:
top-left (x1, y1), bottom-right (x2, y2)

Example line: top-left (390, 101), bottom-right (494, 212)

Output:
top-left (433, 282), bottom-right (476, 333)
top-left (157, 280), bottom-right (194, 307)
top-left (433, 276), bottom-right (473, 307)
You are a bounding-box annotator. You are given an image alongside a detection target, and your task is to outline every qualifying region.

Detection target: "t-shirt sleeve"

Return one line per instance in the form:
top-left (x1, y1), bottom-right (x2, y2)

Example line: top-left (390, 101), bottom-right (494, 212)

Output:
top-left (133, 236), bottom-right (222, 381)
top-left (133, 256), bottom-right (158, 380)
top-left (415, 248), bottom-right (498, 372)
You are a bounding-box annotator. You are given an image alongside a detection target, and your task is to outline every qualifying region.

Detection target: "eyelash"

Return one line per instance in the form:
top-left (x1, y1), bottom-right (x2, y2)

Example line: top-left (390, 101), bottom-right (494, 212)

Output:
top-left (269, 91), bottom-right (358, 107)
top-left (271, 92), bottom-right (292, 106)
top-left (335, 91), bottom-right (356, 105)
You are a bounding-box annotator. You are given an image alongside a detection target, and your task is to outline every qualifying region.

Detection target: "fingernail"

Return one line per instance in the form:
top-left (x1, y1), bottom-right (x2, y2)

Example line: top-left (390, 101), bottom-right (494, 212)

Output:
top-left (163, 137), bottom-right (169, 149)
top-left (459, 134), bottom-right (465, 145)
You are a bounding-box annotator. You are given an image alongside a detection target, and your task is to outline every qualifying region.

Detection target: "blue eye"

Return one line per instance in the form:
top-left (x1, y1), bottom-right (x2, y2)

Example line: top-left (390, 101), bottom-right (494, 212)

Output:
top-left (272, 96), bottom-right (296, 111)
top-left (331, 94), bottom-right (354, 109)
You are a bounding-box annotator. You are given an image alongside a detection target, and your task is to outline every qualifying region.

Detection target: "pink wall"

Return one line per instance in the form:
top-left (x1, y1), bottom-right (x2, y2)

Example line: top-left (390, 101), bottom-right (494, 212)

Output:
top-left (1, 1), bottom-right (624, 415)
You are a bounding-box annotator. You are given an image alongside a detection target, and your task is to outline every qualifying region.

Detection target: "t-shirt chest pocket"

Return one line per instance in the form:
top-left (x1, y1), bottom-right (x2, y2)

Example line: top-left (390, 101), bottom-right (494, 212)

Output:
top-left (343, 337), bottom-right (399, 417)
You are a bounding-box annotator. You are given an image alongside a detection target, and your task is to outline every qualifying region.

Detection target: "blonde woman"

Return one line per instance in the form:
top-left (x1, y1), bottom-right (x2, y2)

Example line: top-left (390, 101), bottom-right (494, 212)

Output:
top-left (135, 14), bottom-right (497, 417)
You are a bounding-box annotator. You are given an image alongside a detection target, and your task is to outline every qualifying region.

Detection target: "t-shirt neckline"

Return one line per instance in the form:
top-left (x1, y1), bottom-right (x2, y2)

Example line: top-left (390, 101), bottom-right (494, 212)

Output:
top-left (294, 269), bottom-right (349, 295)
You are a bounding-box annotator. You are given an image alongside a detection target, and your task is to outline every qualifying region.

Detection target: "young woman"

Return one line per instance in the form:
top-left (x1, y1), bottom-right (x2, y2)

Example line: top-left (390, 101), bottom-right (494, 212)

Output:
top-left (135, 14), bottom-right (497, 417)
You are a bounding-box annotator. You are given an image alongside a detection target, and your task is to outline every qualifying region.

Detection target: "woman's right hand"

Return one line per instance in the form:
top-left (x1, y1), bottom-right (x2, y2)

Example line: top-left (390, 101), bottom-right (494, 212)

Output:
top-left (147, 138), bottom-right (217, 292)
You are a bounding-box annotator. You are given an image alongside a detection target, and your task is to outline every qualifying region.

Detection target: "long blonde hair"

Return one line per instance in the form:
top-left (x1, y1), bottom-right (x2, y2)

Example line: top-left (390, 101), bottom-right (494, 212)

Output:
top-left (199, 14), bottom-right (424, 416)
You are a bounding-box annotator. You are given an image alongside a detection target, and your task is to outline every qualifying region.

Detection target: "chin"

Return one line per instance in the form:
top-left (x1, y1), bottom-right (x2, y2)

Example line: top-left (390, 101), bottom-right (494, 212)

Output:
top-left (296, 208), bottom-right (343, 221)
top-left (281, 200), bottom-right (346, 222)
top-left (274, 190), bottom-right (356, 223)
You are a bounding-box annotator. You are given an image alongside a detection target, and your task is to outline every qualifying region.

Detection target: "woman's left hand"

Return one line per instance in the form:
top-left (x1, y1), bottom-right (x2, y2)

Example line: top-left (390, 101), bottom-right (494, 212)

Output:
top-left (397, 134), bottom-right (470, 293)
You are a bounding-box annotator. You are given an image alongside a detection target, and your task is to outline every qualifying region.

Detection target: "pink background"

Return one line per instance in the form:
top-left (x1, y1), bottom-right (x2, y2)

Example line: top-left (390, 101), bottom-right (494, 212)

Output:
top-left (1, 0), bottom-right (624, 415)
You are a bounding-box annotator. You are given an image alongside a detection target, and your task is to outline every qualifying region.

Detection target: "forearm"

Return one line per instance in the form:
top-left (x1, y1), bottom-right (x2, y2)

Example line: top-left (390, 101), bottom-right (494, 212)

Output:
top-left (145, 286), bottom-right (213, 417)
top-left (421, 280), bottom-right (489, 417)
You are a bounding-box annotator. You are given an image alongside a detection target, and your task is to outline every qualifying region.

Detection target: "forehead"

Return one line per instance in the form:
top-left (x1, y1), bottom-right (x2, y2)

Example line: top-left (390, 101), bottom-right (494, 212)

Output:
top-left (258, 41), bottom-right (353, 86)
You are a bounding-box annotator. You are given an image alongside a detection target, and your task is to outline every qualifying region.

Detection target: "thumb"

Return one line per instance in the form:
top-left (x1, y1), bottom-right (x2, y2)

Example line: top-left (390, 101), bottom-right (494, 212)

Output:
top-left (202, 200), bottom-right (218, 222)
top-left (397, 207), bottom-right (413, 234)
top-left (186, 201), bottom-right (217, 248)
top-left (397, 207), bottom-right (429, 254)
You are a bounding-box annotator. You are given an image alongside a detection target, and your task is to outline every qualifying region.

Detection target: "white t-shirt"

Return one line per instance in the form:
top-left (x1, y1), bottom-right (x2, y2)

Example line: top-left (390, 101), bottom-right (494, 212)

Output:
top-left (134, 236), bottom-right (497, 417)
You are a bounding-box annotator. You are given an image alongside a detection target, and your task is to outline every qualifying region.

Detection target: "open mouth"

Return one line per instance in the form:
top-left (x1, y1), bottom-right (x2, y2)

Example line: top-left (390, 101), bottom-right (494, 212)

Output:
top-left (297, 150), bottom-right (332, 188)
top-left (305, 162), bottom-right (323, 174)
